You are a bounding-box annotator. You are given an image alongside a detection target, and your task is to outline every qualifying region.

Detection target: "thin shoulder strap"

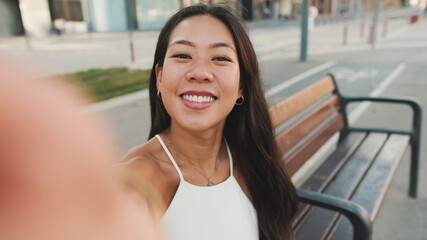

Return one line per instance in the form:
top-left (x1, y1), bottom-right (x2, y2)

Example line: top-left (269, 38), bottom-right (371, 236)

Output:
top-left (224, 138), bottom-right (233, 176)
top-left (155, 134), bottom-right (184, 180)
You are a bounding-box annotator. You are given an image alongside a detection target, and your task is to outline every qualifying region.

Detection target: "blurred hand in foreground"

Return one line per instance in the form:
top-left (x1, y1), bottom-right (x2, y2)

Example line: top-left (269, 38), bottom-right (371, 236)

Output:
top-left (0, 61), bottom-right (163, 240)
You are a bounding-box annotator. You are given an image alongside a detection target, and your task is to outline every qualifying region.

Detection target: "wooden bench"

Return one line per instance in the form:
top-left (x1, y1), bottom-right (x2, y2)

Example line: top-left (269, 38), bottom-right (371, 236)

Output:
top-left (269, 74), bottom-right (422, 240)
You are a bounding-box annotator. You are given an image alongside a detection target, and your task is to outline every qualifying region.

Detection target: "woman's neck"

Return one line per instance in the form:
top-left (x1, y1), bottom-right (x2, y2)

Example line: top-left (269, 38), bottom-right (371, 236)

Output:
top-left (162, 124), bottom-right (225, 171)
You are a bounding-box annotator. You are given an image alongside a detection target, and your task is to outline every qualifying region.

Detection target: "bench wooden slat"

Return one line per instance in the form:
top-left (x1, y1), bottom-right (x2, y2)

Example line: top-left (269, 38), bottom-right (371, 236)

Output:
top-left (292, 132), bottom-right (367, 226)
top-left (294, 133), bottom-right (388, 240)
top-left (352, 134), bottom-right (410, 218)
top-left (276, 95), bottom-right (341, 156)
top-left (269, 76), bottom-right (335, 128)
top-left (284, 114), bottom-right (345, 177)
top-left (329, 134), bottom-right (410, 240)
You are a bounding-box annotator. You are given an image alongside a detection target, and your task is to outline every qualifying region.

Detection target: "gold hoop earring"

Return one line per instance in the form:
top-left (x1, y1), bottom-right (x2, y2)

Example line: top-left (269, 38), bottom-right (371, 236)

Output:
top-left (235, 96), bottom-right (244, 105)
top-left (157, 89), bottom-right (161, 99)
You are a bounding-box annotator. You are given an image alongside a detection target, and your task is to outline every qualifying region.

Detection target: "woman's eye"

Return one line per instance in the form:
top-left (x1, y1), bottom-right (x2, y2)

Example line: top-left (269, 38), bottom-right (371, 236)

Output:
top-left (213, 56), bottom-right (231, 62)
top-left (173, 54), bottom-right (191, 59)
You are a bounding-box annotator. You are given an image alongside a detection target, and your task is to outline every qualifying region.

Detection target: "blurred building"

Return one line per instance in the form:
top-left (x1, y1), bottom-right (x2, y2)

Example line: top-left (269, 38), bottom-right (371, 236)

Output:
top-left (0, 0), bottom-right (413, 38)
top-left (0, 0), bottom-right (24, 37)
top-left (1, 0), bottom-right (51, 37)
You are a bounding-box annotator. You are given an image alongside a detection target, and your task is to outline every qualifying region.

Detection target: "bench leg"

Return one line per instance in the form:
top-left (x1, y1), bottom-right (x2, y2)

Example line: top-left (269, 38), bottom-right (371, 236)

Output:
top-left (410, 100), bottom-right (422, 198)
top-left (409, 144), bottom-right (419, 198)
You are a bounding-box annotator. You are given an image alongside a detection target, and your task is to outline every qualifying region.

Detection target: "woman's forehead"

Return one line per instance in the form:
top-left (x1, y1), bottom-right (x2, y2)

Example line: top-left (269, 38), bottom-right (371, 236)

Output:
top-left (168, 15), bottom-right (235, 48)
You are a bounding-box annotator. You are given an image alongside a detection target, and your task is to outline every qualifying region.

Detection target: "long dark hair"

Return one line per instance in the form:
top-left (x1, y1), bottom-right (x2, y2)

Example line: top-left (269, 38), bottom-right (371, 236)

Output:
top-left (148, 4), bottom-right (297, 240)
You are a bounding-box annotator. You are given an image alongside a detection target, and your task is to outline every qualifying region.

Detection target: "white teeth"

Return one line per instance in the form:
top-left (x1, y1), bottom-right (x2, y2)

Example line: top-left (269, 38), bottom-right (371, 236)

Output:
top-left (182, 95), bottom-right (215, 103)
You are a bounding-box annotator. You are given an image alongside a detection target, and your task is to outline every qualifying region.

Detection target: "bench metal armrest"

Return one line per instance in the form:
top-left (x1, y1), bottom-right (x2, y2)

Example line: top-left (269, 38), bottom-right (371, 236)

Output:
top-left (339, 96), bottom-right (422, 198)
top-left (341, 96), bottom-right (422, 136)
top-left (297, 188), bottom-right (372, 240)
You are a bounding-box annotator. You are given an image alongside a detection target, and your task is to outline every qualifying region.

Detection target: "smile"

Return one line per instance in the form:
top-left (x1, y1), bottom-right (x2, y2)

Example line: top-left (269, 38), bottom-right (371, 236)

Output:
top-left (182, 95), bottom-right (216, 103)
top-left (179, 91), bottom-right (217, 110)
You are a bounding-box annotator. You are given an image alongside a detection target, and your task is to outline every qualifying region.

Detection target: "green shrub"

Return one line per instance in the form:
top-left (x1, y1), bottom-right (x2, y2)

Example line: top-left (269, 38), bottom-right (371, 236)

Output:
top-left (57, 67), bottom-right (151, 102)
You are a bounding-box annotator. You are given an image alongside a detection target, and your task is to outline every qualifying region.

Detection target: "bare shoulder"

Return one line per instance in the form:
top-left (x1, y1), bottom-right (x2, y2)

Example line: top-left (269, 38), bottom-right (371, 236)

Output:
top-left (121, 137), bottom-right (169, 180)
top-left (120, 136), bottom-right (180, 208)
top-left (121, 139), bottom-right (157, 166)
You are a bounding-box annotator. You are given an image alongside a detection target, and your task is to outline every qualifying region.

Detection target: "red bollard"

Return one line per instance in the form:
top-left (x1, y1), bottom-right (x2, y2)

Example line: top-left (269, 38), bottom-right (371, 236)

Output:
top-left (382, 20), bottom-right (388, 38)
top-left (129, 32), bottom-right (135, 64)
top-left (343, 24), bottom-right (348, 45)
top-left (410, 14), bottom-right (418, 24)
top-left (368, 24), bottom-right (374, 44)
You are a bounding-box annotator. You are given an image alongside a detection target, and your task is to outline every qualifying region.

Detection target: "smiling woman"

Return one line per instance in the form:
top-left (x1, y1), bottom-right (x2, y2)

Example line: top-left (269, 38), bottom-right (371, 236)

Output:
top-left (156, 14), bottom-right (241, 132)
top-left (121, 4), bottom-right (297, 240)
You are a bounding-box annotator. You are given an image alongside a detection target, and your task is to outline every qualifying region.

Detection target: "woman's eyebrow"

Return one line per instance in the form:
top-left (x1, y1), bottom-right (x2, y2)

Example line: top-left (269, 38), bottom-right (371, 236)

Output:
top-left (209, 42), bottom-right (236, 53)
top-left (169, 40), bottom-right (194, 48)
top-left (169, 40), bottom-right (236, 52)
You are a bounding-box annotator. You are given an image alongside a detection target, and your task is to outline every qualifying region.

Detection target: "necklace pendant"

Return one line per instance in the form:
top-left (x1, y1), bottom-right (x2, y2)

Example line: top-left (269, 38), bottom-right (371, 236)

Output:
top-left (207, 181), bottom-right (215, 187)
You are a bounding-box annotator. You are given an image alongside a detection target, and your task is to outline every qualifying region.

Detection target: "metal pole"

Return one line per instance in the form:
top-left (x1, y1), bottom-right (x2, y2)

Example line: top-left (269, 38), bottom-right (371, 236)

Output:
top-left (85, 0), bottom-right (94, 40)
top-left (24, 31), bottom-right (32, 51)
top-left (300, 0), bottom-right (309, 62)
top-left (371, 0), bottom-right (381, 48)
top-left (129, 32), bottom-right (135, 64)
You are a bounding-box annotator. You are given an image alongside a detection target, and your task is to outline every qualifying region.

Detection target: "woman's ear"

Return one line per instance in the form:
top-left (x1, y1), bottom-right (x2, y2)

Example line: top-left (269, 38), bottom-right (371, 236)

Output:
top-left (238, 89), bottom-right (243, 99)
top-left (155, 64), bottom-right (162, 90)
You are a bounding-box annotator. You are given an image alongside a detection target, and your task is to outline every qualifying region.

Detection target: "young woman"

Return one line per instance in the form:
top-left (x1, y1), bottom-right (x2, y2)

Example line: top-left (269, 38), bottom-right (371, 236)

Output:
top-left (122, 4), bottom-right (298, 240)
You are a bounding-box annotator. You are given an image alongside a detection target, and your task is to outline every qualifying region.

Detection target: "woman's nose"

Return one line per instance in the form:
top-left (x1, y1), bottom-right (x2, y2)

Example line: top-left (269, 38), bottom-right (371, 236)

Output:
top-left (186, 59), bottom-right (213, 82)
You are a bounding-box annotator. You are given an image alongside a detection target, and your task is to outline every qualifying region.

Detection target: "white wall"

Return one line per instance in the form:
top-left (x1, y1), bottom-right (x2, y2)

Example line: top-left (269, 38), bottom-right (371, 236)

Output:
top-left (88, 0), bottom-right (128, 32)
top-left (135, 0), bottom-right (179, 31)
top-left (19, 0), bottom-right (52, 37)
top-left (278, 0), bottom-right (293, 17)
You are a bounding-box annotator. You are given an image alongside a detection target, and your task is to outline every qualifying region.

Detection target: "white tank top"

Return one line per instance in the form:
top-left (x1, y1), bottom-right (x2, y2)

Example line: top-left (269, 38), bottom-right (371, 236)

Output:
top-left (155, 135), bottom-right (259, 240)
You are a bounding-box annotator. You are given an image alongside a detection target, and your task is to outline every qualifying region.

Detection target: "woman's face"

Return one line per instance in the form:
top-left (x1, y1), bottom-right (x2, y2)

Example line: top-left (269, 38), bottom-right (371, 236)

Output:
top-left (156, 15), bottom-right (241, 132)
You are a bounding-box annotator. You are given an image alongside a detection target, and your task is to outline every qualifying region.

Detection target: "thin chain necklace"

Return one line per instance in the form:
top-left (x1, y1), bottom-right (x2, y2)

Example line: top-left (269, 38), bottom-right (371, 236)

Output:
top-left (165, 135), bottom-right (221, 187)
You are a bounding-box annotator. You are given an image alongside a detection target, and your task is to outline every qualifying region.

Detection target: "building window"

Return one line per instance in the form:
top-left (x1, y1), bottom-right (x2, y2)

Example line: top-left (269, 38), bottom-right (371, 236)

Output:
top-left (50, 0), bottom-right (83, 21)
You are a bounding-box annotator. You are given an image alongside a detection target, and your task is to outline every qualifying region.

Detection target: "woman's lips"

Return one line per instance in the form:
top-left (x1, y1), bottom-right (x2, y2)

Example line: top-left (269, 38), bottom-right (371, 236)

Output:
top-left (179, 91), bottom-right (217, 110)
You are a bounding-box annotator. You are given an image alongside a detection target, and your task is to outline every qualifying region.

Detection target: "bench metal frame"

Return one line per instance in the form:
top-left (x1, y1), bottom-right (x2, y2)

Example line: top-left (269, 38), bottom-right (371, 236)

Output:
top-left (330, 74), bottom-right (422, 198)
top-left (287, 74), bottom-right (422, 240)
